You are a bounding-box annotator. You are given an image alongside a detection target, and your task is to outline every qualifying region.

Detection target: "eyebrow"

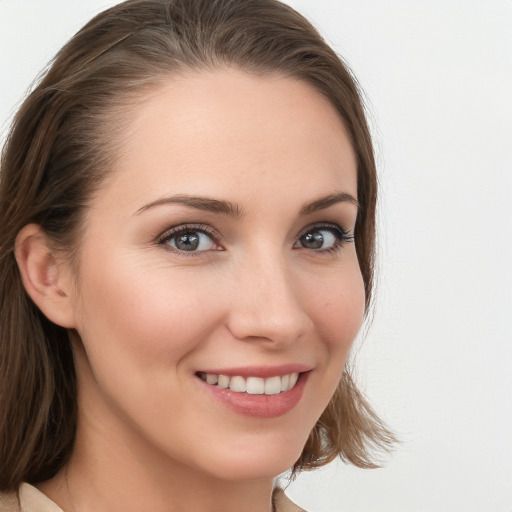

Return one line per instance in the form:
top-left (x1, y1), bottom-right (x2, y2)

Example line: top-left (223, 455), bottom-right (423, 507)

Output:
top-left (134, 191), bottom-right (358, 217)
top-left (134, 194), bottom-right (245, 217)
top-left (299, 191), bottom-right (359, 215)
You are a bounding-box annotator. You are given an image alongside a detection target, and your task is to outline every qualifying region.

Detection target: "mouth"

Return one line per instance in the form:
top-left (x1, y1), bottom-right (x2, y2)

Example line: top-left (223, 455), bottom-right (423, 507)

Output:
top-left (196, 371), bottom-right (299, 395)
top-left (195, 366), bottom-right (311, 418)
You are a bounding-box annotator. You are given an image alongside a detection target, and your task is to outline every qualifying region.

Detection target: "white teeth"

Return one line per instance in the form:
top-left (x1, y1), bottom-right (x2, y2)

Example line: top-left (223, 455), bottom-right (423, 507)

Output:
top-left (229, 375), bottom-right (246, 392)
top-left (199, 372), bottom-right (301, 395)
top-left (206, 373), bottom-right (218, 385)
top-left (218, 374), bottom-right (230, 388)
top-left (264, 376), bottom-right (282, 395)
top-left (280, 374), bottom-right (290, 392)
top-left (246, 377), bottom-right (265, 395)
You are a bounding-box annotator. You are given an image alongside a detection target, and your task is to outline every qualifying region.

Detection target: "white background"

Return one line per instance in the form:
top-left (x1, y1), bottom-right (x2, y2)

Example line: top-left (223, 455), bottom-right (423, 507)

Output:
top-left (1, 1), bottom-right (511, 511)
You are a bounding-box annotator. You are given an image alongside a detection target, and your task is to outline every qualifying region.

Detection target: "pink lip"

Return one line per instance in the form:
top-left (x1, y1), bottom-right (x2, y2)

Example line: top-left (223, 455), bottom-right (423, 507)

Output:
top-left (195, 365), bottom-right (311, 419)
top-left (196, 363), bottom-right (311, 378)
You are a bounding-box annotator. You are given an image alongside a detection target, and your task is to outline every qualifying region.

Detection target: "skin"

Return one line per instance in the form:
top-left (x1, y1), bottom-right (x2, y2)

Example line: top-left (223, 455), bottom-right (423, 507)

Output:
top-left (22, 69), bottom-right (365, 512)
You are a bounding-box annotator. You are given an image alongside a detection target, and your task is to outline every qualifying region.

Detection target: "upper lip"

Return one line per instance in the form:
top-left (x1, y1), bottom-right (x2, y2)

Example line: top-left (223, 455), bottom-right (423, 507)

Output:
top-left (195, 363), bottom-right (312, 378)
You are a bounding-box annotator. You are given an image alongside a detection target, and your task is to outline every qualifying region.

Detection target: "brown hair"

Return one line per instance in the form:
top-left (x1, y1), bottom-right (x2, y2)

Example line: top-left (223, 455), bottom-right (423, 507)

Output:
top-left (0, 0), bottom-right (395, 491)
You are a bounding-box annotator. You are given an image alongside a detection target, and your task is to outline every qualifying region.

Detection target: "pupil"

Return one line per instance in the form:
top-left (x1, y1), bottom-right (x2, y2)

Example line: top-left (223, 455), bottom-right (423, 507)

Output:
top-left (176, 232), bottom-right (200, 251)
top-left (302, 231), bottom-right (323, 249)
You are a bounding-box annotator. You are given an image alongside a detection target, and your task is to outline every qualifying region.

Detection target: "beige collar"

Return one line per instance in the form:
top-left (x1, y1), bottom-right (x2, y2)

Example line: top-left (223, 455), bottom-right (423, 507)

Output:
top-left (2, 484), bottom-right (306, 512)
top-left (18, 483), bottom-right (64, 512)
top-left (273, 487), bottom-right (307, 512)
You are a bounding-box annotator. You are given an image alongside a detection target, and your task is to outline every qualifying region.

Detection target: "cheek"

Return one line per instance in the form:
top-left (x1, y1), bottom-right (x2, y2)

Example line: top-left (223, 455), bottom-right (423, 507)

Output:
top-left (73, 255), bottom-right (225, 371)
top-left (308, 263), bottom-right (366, 355)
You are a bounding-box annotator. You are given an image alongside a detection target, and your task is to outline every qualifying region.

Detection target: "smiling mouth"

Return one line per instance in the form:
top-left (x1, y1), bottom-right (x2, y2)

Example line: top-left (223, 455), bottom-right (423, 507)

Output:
top-left (196, 372), bottom-right (300, 395)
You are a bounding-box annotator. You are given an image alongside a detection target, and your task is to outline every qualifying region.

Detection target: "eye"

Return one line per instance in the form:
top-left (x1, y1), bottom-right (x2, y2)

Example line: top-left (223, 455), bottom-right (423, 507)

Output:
top-left (295, 224), bottom-right (353, 252)
top-left (158, 225), bottom-right (220, 253)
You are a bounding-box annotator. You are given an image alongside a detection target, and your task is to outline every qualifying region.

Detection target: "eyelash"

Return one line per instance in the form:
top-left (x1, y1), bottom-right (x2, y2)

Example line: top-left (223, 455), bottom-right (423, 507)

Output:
top-left (295, 223), bottom-right (354, 254)
top-left (157, 222), bottom-right (354, 256)
top-left (157, 224), bottom-right (222, 256)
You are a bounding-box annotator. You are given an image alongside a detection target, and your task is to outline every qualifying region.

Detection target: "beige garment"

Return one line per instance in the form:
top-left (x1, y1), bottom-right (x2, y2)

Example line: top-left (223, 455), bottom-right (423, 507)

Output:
top-left (0, 484), bottom-right (63, 512)
top-left (0, 484), bottom-right (306, 512)
top-left (18, 484), bottom-right (64, 512)
top-left (0, 489), bottom-right (20, 512)
top-left (273, 488), bottom-right (307, 512)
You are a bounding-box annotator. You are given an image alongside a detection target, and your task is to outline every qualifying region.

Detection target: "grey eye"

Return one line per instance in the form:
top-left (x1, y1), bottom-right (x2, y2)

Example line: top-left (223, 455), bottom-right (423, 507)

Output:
top-left (296, 228), bottom-right (338, 250)
top-left (167, 231), bottom-right (216, 252)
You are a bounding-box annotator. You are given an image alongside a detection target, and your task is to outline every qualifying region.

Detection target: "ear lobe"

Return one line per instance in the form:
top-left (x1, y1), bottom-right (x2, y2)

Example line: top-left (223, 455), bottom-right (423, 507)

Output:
top-left (15, 224), bottom-right (77, 328)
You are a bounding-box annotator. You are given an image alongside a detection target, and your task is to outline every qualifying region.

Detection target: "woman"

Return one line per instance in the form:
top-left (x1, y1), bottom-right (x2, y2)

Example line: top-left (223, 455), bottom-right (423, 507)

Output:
top-left (0, 0), bottom-right (395, 510)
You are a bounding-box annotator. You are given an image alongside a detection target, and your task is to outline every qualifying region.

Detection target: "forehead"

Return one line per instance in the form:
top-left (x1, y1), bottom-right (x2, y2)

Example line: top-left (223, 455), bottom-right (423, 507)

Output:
top-left (101, 68), bottom-right (357, 213)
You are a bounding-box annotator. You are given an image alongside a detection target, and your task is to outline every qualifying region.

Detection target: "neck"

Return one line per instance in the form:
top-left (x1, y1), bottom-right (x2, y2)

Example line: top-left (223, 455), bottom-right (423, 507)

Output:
top-left (37, 385), bottom-right (275, 511)
top-left (38, 423), bottom-right (275, 512)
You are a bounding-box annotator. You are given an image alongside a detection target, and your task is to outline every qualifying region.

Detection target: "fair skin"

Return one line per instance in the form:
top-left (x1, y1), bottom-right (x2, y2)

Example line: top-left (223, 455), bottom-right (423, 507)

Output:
top-left (16, 68), bottom-right (364, 512)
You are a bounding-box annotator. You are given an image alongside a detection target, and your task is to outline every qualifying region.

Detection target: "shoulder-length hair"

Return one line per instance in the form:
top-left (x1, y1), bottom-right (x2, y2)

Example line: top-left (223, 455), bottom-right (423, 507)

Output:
top-left (0, 0), bottom-right (395, 490)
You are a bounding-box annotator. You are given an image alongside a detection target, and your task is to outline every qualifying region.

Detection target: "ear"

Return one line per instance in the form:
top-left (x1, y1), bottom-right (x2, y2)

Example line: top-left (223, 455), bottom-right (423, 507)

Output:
top-left (15, 224), bottom-right (77, 328)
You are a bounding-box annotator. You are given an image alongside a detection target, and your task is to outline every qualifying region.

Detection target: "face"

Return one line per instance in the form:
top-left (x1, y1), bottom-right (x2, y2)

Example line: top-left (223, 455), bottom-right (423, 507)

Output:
top-left (66, 68), bottom-right (365, 482)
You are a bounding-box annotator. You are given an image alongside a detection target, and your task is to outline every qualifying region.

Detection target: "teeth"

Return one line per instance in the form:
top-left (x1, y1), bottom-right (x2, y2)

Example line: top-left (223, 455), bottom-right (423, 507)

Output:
top-left (246, 377), bottom-right (265, 395)
top-left (264, 376), bottom-right (282, 395)
top-left (218, 374), bottom-right (230, 388)
top-left (206, 373), bottom-right (218, 385)
top-left (280, 374), bottom-right (290, 392)
top-left (229, 375), bottom-right (246, 392)
top-left (199, 372), bottom-right (300, 395)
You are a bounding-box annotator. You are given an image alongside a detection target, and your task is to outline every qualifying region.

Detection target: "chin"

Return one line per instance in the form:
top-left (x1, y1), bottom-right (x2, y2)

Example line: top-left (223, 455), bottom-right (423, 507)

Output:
top-left (189, 432), bottom-right (307, 482)
top-left (201, 456), bottom-right (299, 483)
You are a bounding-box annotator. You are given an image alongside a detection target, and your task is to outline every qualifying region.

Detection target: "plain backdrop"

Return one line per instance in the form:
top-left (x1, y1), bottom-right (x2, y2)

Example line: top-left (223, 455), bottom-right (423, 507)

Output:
top-left (1, 1), bottom-right (511, 511)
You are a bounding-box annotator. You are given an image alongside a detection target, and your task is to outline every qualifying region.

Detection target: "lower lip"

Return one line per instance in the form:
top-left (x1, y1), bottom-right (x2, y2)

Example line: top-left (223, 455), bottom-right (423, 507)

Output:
top-left (197, 372), bottom-right (310, 419)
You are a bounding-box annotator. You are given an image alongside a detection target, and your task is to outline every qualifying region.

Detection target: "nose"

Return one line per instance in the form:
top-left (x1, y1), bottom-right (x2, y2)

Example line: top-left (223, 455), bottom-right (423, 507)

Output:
top-left (225, 251), bottom-right (312, 347)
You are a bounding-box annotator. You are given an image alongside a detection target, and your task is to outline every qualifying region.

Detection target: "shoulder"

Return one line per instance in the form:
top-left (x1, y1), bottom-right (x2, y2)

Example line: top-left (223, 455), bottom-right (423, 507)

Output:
top-left (3, 485), bottom-right (308, 512)
top-left (0, 489), bottom-right (21, 512)
top-left (0, 484), bottom-right (63, 512)
top-left (273, 487), bottom-right (309, 512)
